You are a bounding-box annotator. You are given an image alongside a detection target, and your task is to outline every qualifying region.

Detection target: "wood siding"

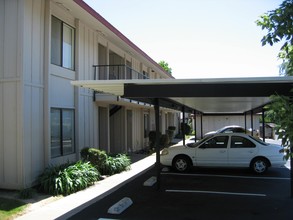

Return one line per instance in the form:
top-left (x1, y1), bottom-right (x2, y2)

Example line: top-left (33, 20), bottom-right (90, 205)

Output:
top-left (0, 0), bottom-right (179, 189)
top-left (0, 0), bottom-right (45, 189)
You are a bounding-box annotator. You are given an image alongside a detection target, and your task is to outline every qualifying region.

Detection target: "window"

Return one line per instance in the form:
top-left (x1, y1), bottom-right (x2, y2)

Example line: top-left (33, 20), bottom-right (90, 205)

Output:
top-left (143, 71), bottom-right (149, 79)
top-left (51, 16), bottom-right (75, 70)
top-left (231, 136), bottom-right (256, 148)
top-left (201, 136), bottom-right (228, 149)
top-left (51, 108), bottom-right (75, 158)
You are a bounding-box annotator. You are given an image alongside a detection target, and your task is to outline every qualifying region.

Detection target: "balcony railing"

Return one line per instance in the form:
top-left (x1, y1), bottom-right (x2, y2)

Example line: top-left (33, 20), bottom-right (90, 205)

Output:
top-left (93, 65), bottom-right (149, 80)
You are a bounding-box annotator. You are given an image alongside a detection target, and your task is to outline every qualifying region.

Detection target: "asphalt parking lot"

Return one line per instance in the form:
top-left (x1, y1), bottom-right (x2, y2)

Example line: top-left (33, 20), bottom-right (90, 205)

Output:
top-left (67, 165), bottom-right (293, 220)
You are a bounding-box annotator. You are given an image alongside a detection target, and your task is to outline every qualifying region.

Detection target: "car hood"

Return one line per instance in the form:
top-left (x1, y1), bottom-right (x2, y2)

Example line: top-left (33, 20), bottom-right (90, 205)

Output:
top-left (205, 131), bottom-right (216, 135)
top-left (166, 144), bottom-right (190, 152)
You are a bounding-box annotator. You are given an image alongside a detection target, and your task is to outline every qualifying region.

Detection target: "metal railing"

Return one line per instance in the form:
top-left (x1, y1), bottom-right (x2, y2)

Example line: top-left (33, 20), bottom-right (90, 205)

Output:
top-left (93, 65), bottom-right (149, 80)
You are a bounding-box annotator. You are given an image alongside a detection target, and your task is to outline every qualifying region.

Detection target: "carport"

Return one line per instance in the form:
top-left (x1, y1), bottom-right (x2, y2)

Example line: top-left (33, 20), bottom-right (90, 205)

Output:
top-left (71, 76), bottom-right (293, 196)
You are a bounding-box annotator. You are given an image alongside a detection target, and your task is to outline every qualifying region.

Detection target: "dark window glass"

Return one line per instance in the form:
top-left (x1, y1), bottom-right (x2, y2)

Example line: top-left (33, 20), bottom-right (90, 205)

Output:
top-left (202, 136), bottom-right (228, 149)
top-left (51, 108), bottom-right (75, 158)
top-left (51, 16), bottom-right (62, 66)
top-left (231, 136), bottom-right (256, 148)
top-left (51, 109), bottom-right (62, 157)
top-left (51, 16), bottom-right (75, 70)
top-left (144, 114), bottom-right (150, 138)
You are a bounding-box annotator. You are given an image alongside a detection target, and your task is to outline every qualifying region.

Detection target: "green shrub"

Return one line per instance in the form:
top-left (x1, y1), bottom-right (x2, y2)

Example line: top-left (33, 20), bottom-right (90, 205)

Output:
top-left (148, 130), bottom-right (162, 147)
top-left (181, 122), bottom-right (191, 135)
top-left (160, 134), bottom-right (170, 148)
top-left (80, 147), bottom-right (108, 170)
top-left (103, 154), bottom-right (131, 175)
top-left (38, 161), bottom-right (100, 196)
top-left (168, 126), bottom-right (176, 131)
top-left (80, 148), bottom-right (131, 175)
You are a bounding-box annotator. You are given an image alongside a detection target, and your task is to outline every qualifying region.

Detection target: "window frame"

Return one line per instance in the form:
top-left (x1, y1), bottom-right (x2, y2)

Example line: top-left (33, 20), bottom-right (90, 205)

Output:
top-left (51, 15), bottom-right (75, 70)
top-left (50, 108), bottom-right (75, 158)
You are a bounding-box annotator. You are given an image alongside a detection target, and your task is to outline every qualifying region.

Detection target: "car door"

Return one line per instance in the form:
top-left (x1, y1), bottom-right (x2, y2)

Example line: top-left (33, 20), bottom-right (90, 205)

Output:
top-left (228, 135), bottom-right (258, 167)
top-left (195, 135), bottom-right (229, 167)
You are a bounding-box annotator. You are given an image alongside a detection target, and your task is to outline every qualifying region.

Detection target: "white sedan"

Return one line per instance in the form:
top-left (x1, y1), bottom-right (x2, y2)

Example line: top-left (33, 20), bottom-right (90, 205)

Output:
top-left (160, 133), bottom-right (286, 174)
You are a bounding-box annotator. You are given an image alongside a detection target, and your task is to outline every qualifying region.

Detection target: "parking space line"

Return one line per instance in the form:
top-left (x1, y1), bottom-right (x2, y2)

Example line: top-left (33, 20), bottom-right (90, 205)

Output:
top-left (161, 172), bottom-right (290, 180)
top-left (166, 189), bottom-right (266, 197)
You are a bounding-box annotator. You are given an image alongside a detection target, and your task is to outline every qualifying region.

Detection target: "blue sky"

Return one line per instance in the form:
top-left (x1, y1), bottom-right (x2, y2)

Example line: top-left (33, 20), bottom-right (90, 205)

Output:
top-left (84, 0), bottom-right (284, 79)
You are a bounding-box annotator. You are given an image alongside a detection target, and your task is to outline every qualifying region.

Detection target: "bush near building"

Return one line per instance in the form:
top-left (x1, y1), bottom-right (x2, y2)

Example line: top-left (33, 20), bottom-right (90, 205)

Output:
top-left (38, 149), bottom-right (131, 196)
top-left (38, 161), bottom-right (100, 196)
top-left (80, 148), bottom-right (131, 175)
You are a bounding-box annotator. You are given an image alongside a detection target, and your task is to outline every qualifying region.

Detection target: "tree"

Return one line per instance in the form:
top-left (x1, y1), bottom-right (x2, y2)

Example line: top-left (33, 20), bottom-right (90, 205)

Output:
top-left (256, 0), bottom-right (293, 76)
top-left (257, 0), bottom-right (293, 197)
top-left (269, 93), bottom-right (293, 162)
top-left (158, 60), bottom-right (172, 74)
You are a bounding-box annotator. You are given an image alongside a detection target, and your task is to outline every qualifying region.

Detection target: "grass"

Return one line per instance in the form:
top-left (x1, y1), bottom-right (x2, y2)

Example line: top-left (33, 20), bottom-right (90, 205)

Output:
top-left (0, 197), bottom-right (28, 220)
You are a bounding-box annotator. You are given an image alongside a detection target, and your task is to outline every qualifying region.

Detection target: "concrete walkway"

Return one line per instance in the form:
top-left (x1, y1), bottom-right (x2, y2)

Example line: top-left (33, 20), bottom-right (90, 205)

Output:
top-left (16, 154), bottom-right (156, 220)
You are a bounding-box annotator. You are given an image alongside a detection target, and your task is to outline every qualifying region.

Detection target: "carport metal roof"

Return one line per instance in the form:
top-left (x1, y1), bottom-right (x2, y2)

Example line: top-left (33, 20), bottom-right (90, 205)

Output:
top-left (72, 76), bottom-right (293, 193)
top-left (71, 76), bottom-right (293, 114)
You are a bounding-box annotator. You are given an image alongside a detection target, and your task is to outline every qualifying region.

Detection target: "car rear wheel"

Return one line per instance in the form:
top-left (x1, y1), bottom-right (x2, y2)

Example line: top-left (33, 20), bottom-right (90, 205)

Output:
top-left (172, 155), bottom-right (191, 172)
top-left (250, 157), bottom-right (269, 174)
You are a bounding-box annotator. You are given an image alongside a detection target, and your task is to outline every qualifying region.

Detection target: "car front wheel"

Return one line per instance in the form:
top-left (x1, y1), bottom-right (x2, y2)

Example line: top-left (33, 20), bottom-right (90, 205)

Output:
top-left (172, 155), bottom-right (191, 172)
top-left (251, 158), bottom-right (269, 174)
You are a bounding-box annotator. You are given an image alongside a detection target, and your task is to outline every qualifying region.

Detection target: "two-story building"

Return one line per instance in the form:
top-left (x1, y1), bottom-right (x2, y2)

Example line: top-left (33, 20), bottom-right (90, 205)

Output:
top-left (0, 0), bottom-right (180, 190)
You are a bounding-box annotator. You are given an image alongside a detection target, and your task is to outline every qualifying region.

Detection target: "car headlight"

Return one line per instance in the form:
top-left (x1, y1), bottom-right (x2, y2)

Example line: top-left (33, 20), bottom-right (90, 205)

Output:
top-left (160, 148), bottom-right (169, 156)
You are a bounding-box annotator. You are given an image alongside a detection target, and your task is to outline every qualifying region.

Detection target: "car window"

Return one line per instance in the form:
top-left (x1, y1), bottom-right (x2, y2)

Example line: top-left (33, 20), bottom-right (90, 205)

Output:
top-left (223, 128), bottom-right (233, 133)
top-left (200, 136), bottom-right (228, 149)
top-left (234, 128), bottom-right (245, 133)
top-left (231, 136), bottom-right (256, 148)
top-left (249, 135), bottom-right (269, 146)
top-left (187, 136), bottom-right (210, 148)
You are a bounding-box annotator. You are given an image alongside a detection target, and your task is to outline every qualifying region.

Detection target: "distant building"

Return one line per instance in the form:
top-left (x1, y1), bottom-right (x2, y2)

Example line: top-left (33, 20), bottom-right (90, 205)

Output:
top-left (260, 123), bottom-right (276, 139)
top-left (192, 114), bottom-right (260, 139)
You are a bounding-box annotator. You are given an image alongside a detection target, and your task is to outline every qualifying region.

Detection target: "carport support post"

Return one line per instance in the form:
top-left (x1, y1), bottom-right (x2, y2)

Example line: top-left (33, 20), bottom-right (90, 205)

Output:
top-left (244, 112), bottom-right (247, 131)
top-left (291, 150), bottom-right (293, 198)
top-left (250, 110), bottom-right (254, 136)
top-left (200, 114), bottom-right (203, 139)
top-left (182, 106), bottom-right (186, 145)
top-left (154, 98), bottom-right (161, 190)
top-left (262, 108), bottom-right (265, 142)
top-left (291, 149), bottom-right (293, 198)
top-left (193, 110), bottom-right (196, 142)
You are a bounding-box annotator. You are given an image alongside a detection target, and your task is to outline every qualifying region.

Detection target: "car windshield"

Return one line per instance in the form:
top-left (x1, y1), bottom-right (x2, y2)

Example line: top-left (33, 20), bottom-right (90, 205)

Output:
top-left (217, 127), bottom-right (227, 133)
top-left (186, 136), bottom-right (211, 148)
top-left (249, 135), bottom-right (269, 146)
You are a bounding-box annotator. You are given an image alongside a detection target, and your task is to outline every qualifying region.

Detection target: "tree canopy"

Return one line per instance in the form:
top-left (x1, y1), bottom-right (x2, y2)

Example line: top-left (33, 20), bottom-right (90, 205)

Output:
top-left (158, 60), bottom-right (172, 74)
top-left (257, 0), bottom-right (293, 197)
top-left (256, 0), bottom-right (293, 76)
top-left (256, 0), bottom-right (293, 152)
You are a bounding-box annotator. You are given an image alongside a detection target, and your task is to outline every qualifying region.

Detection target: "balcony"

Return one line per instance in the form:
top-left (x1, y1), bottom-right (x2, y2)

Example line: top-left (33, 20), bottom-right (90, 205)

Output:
top-left (93, 65), bottom-right (149, 80)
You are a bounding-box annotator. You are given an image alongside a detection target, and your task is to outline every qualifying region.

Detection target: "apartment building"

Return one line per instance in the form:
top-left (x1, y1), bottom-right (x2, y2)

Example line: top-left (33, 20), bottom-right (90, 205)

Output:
top-left (0, 0), bottom-right (179, 190)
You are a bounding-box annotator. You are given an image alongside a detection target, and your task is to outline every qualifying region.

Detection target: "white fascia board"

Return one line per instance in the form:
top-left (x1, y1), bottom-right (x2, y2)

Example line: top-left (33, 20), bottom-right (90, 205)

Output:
top-left (71, 80), bottom-right (125, 96)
